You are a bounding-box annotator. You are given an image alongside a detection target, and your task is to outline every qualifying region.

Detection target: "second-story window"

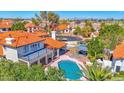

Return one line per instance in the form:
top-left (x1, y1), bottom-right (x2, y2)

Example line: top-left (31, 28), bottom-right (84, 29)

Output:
top-left (30, 43), bottom-right (41, 51)
top-left (24, 45), bottom-right (29, 53)
top-left (31, 44), bottom-right (34, 51)
top-left (37, 43), bottom-right (40, 48)
top-left (35, 43), bottom-right (37, 47)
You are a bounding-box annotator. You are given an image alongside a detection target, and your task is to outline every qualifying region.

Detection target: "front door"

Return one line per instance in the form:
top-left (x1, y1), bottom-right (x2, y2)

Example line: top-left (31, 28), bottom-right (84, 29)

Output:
top-left (116, 66), bottom-right (121, 72)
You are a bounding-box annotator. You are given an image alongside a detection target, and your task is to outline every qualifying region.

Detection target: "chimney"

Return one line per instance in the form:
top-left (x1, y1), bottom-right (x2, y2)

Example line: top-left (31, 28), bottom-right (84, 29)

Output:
top-left (51, 31), bottom-right (56, 40)
top-left (27, 27), bottom-right (30, 33)
top-left (5, 35), bottom-right (14, 44)
top-left (31, 27), bottom-right (34, 32)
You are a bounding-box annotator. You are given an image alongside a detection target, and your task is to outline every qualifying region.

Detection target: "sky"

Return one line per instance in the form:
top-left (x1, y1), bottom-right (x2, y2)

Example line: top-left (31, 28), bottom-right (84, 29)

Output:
top-left (0, 11), bottom-right (124, 19)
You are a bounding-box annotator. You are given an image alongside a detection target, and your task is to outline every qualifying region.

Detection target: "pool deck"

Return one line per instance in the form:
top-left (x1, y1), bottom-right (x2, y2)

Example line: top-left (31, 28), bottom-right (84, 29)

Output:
top-left (47, 55), bottom-right (87, 81)
top-left (50, 55), bottom-right (82, 67)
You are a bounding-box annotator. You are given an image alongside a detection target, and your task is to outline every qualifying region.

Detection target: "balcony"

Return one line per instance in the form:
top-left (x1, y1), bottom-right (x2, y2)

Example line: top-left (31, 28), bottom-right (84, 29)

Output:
top-left (19, 48), bottom-right (53, 63)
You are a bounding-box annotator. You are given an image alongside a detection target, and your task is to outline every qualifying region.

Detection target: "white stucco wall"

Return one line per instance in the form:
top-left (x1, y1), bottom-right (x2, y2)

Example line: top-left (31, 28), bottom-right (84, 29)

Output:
top-left (103, 60), bottom-right (112, 68)
top-left (51, 31), bottom-right (56, 40)
top-left (4, 46), bottom-right (18, 62)
top-left (113, 60), bottom-right (124, 72)
top-left (3, 42), bottom-right (45, 62)
top-left (0, 28), bottom-right (3, 32)
top-left (121, 60), bottom-right (124, 71)
top-left (97, 59), bottom-right (112, 68)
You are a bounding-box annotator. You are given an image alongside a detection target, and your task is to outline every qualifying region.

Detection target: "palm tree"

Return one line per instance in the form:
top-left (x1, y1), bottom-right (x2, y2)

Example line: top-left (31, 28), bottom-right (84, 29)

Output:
top-left (81, 62), bottom-right (112, 81)
top-left (81, 20), bottom-right (95, 37)
top-left (34, 11), bottom-right (59, 32)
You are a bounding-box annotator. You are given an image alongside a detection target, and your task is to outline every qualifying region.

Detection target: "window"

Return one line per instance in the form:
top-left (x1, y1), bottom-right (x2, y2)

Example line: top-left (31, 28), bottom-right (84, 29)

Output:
top-left (23, 45), bottom-right (29, 53)
top-left (30, 43), bottom-right (39, 51)
top-left (30, 44), bottom-right (34, 50)
top-left (38, 43), bottom-right (40, 48)
top-left (8, 28), bottom-right (11, 31)
top-left (35, 43), bottom-right (37, 47)
top-left (2, 28), bottom-right (6, 31)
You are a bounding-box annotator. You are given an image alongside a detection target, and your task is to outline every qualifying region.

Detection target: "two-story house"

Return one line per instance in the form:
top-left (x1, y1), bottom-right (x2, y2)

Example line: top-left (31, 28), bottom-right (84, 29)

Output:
top-left (25, 23), bottom-right (39, 33)
top-left (55, 24), bottom-right (71, 34)
top-left (0, 31), bottom-right (66, 67)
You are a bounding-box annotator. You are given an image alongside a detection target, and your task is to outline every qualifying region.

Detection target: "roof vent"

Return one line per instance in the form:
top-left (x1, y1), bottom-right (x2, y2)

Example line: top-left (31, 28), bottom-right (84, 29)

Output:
top-left (51, 31), bottom-right (56, 40)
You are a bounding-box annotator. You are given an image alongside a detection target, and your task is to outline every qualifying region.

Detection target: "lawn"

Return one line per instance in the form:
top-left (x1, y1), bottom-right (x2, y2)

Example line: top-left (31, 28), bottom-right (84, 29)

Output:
top-left (111, 77), bottom-right (124, 81)
top-left (109, 72), bottom-right (124, 81)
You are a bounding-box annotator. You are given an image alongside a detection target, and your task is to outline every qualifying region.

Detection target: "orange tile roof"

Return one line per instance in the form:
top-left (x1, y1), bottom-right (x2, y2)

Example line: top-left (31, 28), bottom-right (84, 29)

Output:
top-left (25, 23), bottom-right (36, 28)
top-left (56, 24), bottom-right (68, 31)
top-left (32, 31), bottom-right (49, 37)
top-left (0, 24), bottom-right (12, 28)
top-left (1, 19), bottom-right (14, 24)
top-left (0, 19), bottom-right (14, 28)
top-left (0, 30), bottom-right (44, 47)
top-left (113, 43), bottom-right (124, 59)
top-left (0, 46), bottom-right (3, 56)
top-left (44, 37), bottom-right (66, 49)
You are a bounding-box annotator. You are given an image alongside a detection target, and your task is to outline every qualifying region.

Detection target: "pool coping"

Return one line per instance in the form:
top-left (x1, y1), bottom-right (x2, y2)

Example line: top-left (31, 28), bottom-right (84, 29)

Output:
top-left (48, 55), bottom-right (87, 81)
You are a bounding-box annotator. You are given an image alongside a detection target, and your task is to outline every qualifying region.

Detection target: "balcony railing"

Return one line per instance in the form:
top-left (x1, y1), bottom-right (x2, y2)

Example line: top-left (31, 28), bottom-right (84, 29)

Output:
top-left (19, 48), bottom-right (53, 62)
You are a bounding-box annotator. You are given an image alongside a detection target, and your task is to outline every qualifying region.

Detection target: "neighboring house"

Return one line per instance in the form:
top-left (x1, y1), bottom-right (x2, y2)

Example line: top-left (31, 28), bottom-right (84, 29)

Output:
top-left (0, 19), bottom-right (14, 32)
top-left (69, 21), bottom-right (85, 29)
top-left (97, 59), bottom-right (112, 68)
top-left (25, 23), bottom-right (49, 37)
top-left (55, 24), bottom-right (71, 33)
top-left (32, 31), bottom-right (49, 38)
top-left (25, 23), bottom-right (39, 32)
top-left (112, 43), bottom-right (124, 72)
top-left (0, 31), bottom-right (66, 67)
top-left (90, 31), bottom-right (99, 38)
top-left (92, 23), bottom-right (101, 32)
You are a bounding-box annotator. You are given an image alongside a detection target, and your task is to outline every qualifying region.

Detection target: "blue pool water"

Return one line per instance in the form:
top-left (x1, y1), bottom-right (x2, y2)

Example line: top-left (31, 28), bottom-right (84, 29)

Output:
top-left (58, 60), bottom-right (83, 80)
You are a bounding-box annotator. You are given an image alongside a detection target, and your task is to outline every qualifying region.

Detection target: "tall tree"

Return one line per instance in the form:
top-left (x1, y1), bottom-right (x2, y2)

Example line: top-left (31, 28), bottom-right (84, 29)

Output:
top-left (31, 18), bottom-right (39, 26)
top-left (0, 59), bottom-right (65, 81)
top-left (81, 25), bottom-right (94, 37)
top-left (87, 37), bottom-right (104, 61)
top-left (99, 24), bottom-right (124, 50)
top-left (34, 11), bottom-right (59, 32)
top-left (73, 26), bottom-right (81, 35)
top-left (11, 22), bottom-right (27, 31)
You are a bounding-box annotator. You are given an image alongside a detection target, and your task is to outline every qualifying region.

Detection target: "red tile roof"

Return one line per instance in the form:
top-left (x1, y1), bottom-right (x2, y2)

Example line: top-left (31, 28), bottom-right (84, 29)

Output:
top-left (32, 31), bottom-right (49, 37)
top-left (25, 23), bottom-right (36, 28)
top-left (0, 31), bottom-right (44, 47)
top-left (56, 24), bottom-right (68, 31)
top-left (0, 46), bottom-right (3, 56)
top-left (0, 24), bottom-right (12, 28)
top-left (0, 20), bottom-right (14, 28)
top-left (113, 43), bottom-right (124, 59)
top-left (44, 37), bottom-right (66, 49)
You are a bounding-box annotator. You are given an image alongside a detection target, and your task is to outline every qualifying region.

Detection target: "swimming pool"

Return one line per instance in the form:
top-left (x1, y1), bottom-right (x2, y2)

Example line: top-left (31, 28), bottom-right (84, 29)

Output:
top-left (58, 60), bottom-right (83, 80)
